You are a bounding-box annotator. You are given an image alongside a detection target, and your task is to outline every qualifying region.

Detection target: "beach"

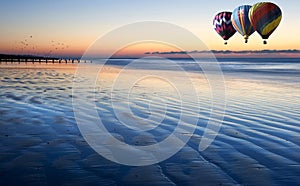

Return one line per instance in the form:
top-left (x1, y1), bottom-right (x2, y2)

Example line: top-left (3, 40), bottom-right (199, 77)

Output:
top-left (0, 58), bottom-right (299, 185)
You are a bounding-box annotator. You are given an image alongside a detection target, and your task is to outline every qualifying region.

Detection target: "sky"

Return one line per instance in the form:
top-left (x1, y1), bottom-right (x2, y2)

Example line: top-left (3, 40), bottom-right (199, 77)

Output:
top-left (0, 0), bottom-right (299, 58)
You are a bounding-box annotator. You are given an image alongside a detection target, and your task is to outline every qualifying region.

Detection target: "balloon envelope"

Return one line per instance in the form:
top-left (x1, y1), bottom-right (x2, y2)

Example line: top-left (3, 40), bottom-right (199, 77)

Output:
top-left (249, 2), bottom-right (282, 40)
top-left (231, 5), bottom-right (255, 43)
top-left (213, 12), bottom-right (236, 44)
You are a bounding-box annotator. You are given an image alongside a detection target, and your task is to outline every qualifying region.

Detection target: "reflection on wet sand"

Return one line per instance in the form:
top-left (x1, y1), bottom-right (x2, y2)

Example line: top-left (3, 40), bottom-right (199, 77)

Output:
top-left (0, 62), bottom-right (299, 185)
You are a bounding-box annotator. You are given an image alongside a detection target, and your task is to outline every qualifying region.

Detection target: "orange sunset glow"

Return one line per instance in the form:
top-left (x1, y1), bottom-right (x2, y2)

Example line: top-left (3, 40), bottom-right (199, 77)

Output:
top-left (0, 0), bottom-right (299, 58)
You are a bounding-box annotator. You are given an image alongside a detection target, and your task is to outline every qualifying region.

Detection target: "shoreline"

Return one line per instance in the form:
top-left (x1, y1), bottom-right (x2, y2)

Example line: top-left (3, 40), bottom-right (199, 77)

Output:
top-left (1, 60), bottom-right (299, 88)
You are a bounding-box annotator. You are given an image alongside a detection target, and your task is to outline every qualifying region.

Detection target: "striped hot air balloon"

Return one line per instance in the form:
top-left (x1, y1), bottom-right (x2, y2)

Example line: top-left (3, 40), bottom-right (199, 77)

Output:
top-left (213, 12), bottom-right (236, 45)
top-left (231, 5), bottom-right (255, 43)
top-left (249, 2), bottom-right (282, 44)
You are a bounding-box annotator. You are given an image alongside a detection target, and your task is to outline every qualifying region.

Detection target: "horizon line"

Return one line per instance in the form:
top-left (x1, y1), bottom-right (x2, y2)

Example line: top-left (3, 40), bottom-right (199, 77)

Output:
top-left (145, 49), bottom-right (300, 55)
top-left (2, 49), bottom-right (300, 59)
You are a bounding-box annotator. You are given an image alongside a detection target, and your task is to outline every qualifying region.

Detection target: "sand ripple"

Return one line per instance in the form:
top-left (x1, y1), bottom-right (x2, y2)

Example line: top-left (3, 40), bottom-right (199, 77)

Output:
top-left (0, 64), bottom-right (299, 185)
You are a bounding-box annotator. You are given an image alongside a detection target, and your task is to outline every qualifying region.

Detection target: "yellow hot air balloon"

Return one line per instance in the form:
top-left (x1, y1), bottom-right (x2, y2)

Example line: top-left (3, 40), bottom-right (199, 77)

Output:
top-left (249, 2), bottom-right (282, 44)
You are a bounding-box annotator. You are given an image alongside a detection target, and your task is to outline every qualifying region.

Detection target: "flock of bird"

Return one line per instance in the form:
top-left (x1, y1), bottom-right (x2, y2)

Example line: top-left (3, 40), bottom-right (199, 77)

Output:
top-left (13, 35), bottom-right (70, 57)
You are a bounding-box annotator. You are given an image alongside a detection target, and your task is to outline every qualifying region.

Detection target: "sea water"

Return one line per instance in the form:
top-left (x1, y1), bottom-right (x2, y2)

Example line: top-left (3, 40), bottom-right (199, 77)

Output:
top-left (0, 58), bottom-right (299, 185)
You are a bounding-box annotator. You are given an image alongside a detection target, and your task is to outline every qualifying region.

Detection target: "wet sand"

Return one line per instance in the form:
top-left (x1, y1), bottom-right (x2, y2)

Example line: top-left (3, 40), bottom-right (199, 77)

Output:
top-left (0, 61), bottom-right (299, 185)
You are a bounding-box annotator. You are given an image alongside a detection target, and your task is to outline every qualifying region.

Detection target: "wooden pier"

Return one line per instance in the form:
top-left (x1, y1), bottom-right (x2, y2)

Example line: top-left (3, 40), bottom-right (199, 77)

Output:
top-left (0, 54), bottom-right (92, 64)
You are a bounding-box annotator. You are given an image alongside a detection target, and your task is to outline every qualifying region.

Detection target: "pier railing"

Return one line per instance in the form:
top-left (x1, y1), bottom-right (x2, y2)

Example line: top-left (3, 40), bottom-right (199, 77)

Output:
top-left (0, 56), bottom-right (92, 64)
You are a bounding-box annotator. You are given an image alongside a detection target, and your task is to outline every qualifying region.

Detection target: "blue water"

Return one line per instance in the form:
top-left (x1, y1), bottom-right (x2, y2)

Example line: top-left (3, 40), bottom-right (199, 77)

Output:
top-left (0, 58), bottom-right (299, 185)
top-left (105, 57), bottom-right (299, 78)
top-left (96, 58), bottom-right (300, 86)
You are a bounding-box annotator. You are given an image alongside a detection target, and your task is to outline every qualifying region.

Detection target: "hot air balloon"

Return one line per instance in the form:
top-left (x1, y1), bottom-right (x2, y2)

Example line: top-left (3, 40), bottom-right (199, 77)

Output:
top-left (231, 5), bottom-right (255, 43)
top-left (249, 2), bottom-right (282, 44)
top-left (213, 12), bottom-right (236, 45)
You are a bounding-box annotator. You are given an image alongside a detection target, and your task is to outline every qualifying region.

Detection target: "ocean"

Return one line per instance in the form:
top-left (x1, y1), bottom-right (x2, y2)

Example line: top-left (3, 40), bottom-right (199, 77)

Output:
top-left (0, 58), bottom-right (299, 185)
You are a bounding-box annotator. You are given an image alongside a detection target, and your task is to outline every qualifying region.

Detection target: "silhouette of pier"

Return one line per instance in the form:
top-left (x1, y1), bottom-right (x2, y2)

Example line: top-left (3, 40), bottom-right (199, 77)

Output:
top-left (0, 54), bottom-right (92, 64)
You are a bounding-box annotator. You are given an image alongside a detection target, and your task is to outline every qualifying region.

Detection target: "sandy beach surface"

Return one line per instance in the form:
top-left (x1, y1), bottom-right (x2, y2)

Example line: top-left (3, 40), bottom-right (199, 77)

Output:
top-left (0, 59), bottom-right (299, 185)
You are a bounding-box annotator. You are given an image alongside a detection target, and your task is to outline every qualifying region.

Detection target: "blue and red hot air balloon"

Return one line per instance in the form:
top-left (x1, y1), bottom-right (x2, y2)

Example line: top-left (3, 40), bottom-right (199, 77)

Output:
top-left (213, 12), bottom-right (236, 45)
top-left (231, 5), bottom-right (255, 43)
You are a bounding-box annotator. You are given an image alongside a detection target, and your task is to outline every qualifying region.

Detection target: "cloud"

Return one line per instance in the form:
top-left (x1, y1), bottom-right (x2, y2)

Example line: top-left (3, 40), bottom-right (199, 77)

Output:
top-left (145, 49), bottom-right (300, 55)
